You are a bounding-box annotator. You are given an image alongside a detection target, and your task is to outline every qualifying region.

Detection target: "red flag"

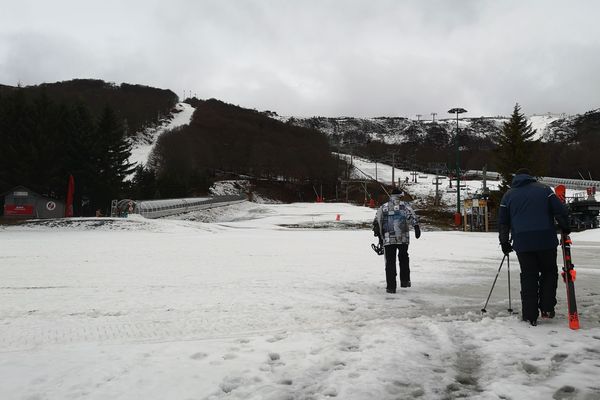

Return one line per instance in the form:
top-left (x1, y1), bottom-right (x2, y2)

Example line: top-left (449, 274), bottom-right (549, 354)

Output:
top-left (555, 184), bottom-right (566, 203)
top-left (65, 175), bottom-right (75, 217)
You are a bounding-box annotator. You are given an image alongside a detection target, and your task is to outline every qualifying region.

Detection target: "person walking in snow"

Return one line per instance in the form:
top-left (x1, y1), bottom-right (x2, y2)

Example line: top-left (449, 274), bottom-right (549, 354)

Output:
top-left (373, 188), bottom-right (421, 293)
top-left (498, 168), bottom-right (570, 326)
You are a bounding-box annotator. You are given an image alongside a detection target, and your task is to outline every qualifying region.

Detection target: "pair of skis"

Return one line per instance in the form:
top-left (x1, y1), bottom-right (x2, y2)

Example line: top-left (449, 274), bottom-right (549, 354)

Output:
top-left (555, 185), bottom-right (580, 330)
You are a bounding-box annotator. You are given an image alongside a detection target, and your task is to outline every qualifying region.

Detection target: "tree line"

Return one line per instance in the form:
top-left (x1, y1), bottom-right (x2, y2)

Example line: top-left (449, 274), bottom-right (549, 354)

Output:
top-left (0, 79), bottom-right (178, 136)
top-left (0, 90), bottom-right (134, 215)
top-left (134, 99), bottom-right (344, 199)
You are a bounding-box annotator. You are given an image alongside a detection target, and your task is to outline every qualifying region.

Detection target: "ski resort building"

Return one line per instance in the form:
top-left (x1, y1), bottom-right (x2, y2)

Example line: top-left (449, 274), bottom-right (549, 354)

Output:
top-left (1, 186), bottom-right (65, 219)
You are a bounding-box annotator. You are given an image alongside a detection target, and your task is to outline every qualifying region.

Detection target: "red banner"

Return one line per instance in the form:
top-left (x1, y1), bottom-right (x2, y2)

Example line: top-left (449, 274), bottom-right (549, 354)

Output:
top-left (4, 205), bottom-right (35, 216)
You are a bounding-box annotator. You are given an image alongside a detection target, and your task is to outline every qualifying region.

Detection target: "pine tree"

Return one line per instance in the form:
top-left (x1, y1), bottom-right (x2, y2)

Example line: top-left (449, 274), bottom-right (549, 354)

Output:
top-left (94, 106), bottom-right (135, 208)
top-left (63, 102), bottom-right (97, 215)
top-left (495, 103), bottom-right (538, 191)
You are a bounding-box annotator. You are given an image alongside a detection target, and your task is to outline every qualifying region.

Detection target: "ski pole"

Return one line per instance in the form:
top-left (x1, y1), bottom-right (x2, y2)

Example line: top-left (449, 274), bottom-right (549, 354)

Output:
top-left (481, 254), bottom-right (507, 313)
top-left (507, 254), bottom-right (513, 313)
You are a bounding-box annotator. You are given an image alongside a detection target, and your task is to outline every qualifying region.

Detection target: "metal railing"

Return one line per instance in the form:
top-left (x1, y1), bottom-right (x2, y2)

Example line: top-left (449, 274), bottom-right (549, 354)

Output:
top-left (538, 177), bottom-right (600, 190)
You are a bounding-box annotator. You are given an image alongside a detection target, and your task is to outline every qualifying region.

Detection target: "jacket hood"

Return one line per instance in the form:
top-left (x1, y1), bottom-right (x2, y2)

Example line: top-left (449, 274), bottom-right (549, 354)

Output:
top-left (511, 173), bottom-right (537, 188)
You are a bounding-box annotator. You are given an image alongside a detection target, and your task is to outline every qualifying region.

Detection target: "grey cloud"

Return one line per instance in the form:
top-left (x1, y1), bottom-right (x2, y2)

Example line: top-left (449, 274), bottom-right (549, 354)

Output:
top-left (1, 1), bottom-right (599, 117)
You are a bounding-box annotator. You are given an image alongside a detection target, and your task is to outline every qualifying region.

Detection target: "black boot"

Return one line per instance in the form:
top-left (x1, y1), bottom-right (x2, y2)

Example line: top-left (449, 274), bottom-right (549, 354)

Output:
top-left (400, 281), bottom-right (411, 288)
top-left (541, 310), bottom-right (555, 319)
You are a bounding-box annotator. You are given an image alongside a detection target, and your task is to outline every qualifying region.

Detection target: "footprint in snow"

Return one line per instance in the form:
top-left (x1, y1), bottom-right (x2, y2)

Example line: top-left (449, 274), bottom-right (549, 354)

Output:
top-left (551, 353), bottom-right (568, 363)
top-left (521, 362), bottom-right (540, 375)
top-left (190, 352), bottom-right (208, 360)
top-left (553, 385), bottom-right (577, 399)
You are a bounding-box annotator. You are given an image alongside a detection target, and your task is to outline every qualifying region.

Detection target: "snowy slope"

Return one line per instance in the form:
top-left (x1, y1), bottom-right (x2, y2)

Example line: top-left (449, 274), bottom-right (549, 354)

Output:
top-left (281, 113), bottom-right (572, 146)
top-left (528, 115), bottom-right (560, 141)
top-left (1, 202), bottom-right (600, 399)
top-left (343, 154), bottom-right (501, 210)
top-left (128, 102), bottom-right (195, 168)
top-left (344, 154), bottom-right (589, 209)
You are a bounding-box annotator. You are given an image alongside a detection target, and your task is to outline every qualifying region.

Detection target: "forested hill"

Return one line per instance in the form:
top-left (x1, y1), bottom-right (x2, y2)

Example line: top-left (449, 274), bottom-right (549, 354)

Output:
top-left (146, 99), bottom-right (342, 198)
top-left (0, 79), bottom-right (178, 135)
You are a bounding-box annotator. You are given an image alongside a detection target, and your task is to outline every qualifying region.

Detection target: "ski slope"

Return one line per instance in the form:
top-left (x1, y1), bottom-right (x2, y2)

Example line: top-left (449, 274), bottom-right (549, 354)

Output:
top-left (1, 202), bottom-right (600, 399)
top-left (343, 154), bottom-right (501, 209)
top-left (344, 155), bottom-right (589, 208)
top-left (128, 102), bottom-right (195, 169)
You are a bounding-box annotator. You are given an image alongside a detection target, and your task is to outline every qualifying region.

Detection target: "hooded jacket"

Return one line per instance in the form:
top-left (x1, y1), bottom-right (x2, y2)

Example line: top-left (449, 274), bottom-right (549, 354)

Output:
top-left (373, 194), bottom-right (419, 245)
top-left (498, 173), bottom-right (569, 252)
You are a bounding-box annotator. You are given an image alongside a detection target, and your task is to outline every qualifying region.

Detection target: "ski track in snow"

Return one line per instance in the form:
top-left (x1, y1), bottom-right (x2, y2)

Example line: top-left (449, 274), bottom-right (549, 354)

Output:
top-left (1, 202), bottom-right (600, 400)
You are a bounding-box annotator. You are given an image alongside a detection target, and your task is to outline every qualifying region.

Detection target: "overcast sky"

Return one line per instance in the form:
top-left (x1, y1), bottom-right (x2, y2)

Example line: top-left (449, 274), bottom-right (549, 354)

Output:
top-left (1, 0), bottom-right (599, 118)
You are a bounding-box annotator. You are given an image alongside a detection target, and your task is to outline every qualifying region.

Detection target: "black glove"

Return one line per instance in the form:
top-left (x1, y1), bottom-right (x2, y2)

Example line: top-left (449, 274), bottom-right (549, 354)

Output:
top-left (372, 220), bottom-right (380, 237)
top-left (501, 242), bottom-right (513, 255)
top-left (371, 243), bottom-right (384, 255)
top-left (414, 225), bottom-right (421, 239)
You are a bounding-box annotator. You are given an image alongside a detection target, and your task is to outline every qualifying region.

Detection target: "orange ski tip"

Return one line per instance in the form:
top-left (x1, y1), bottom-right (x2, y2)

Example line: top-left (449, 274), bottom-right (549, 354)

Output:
top-left (569, 316), bottom-right (580, 330)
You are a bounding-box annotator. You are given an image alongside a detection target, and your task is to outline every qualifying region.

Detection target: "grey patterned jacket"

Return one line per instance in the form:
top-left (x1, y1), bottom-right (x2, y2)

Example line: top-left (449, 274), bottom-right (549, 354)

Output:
top-left (373, 194), bottom-right (419, 245)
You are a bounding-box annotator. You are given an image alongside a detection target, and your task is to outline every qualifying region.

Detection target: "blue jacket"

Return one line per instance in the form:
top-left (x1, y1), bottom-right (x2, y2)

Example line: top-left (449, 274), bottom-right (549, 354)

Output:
top-left (498, 174), bottom-right (568, 252)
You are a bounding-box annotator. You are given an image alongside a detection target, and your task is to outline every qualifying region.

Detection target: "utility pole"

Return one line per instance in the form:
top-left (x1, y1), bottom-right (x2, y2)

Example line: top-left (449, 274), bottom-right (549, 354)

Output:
top-left (448, 107), bottom-right (468, 226)
top-left (434, 176), bottom-right (443, 206)
top-left (391, 153), bottom-right (395, 187)
top-left (483, 165), bottom-right (488, 194)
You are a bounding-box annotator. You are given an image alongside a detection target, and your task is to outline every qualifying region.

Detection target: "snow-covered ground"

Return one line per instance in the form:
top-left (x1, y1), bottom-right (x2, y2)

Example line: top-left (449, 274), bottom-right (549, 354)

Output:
top-left (1, 202), bottom-right (600, 399)
top-left (128, 102), bottom-right (195, 169)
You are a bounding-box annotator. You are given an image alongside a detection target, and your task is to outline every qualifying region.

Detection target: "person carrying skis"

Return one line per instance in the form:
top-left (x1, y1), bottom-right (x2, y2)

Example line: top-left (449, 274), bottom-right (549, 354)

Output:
top-left (373, 188), bottom-right (421, 293)
top-left (498, 168), bottom-right (570, 326)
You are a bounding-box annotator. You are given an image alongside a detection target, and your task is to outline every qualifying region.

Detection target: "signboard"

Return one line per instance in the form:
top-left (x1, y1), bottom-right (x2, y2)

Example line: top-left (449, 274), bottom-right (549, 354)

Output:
top-left (4, 205), bottom-right (35, 216)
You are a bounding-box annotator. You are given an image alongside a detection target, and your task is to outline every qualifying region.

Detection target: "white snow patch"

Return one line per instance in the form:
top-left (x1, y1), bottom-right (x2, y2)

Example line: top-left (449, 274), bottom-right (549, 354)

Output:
top-left (528, 115), bottom-right (560, 141)
top-left (1, 203), bottom-right (599, 399)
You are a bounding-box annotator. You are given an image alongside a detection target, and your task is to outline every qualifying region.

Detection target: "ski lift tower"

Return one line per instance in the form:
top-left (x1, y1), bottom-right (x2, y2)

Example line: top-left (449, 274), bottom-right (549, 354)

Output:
top-left (448, 107), bottom-right (468, 226)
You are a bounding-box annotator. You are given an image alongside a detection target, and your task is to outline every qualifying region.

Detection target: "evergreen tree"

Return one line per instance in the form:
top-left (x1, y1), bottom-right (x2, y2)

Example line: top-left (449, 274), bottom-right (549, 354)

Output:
top-left (131, 165), bottom-right (158, 199)
top-left (93, 106), bottom-right (135, 209)
top-left (63, 102), bottom-right (98, 215)
top-left (494, 103), bottom-right (538, 191)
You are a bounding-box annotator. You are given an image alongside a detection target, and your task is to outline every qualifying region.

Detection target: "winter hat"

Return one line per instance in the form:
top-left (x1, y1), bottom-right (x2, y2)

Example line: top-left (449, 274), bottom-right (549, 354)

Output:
top-left (515, 168), bottom-right (531, 175)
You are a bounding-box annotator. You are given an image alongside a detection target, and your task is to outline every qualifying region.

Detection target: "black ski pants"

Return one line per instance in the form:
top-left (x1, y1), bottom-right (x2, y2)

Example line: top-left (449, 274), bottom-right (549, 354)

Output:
top-left (384, 244), bottom-right (410, 290)
top-left (516, 248), bottom-right (558, 321)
